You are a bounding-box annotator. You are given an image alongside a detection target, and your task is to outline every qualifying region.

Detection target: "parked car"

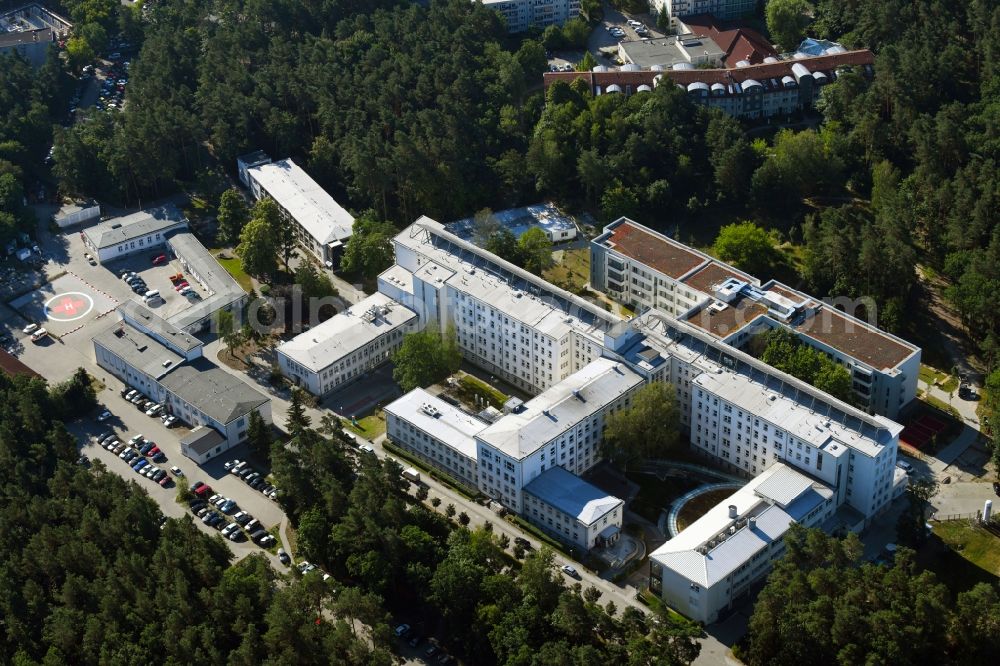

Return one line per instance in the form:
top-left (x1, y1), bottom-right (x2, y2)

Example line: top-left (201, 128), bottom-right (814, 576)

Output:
top-left (132, 459), bottom-right (147, 472)
top-left (97, 432), bottom-right (115, 444)
top-left (224, 459), bottom-right (241, 471)
top-left (220, 499), bottom-right (237, 514)
top-left (560, 564), bottom-right (579, 579)
top-left (169, 465), bottom-right (184, 477)
top-left (145, 404), bottom-right (162, 416)
top-left (221, 523), bottom-right (239, 539)
top-left (408, 634), bottom-right (423, 648)
top-left (158, 475), bottom-right (172, 488)
top-left (425, 644), bottom-right (440, 659)
top-left (232, 512), bottom-right (252, 526)
top-left (394, 624), bottom-right (410, 638)
top-left (96, 410), bottom-right (112, 422)
top-left (151, 451), bottom-right (166, 463)
top-left (162, 415), bottom-right (178, 427)
top-left (22, 323), bottom-right (38, 335)
top-left (30, 328), bottom-right (49, 342)
top-left (129, 434), bottom-right (144, 445)
top-left (151, 254), bottom-right (167, 265)
top-left (277, 548), bottom-right (291, 565)
top-left (297, 561), bottom-right (315, 575)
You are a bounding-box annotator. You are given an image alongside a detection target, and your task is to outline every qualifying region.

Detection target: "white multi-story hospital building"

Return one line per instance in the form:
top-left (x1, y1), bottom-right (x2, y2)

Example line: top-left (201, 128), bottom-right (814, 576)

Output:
top-left (368, 215), bottom-right (911, 621)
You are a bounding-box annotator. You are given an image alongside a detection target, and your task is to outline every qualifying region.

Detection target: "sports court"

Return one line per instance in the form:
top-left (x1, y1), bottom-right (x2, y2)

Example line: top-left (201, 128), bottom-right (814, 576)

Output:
top-left (9, 272), bottom-right (119, 337)
top-left (900, 413), bottom-right (949, 451)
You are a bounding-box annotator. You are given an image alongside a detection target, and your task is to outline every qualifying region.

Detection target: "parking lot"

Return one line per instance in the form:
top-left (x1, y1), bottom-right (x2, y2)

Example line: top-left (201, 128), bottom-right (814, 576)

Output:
top-left (72, 383), bottom-right (289, 564)
top-left (105, 250), bottom-right (206, 319)
top-left (548, 10), bottom-right (665, 71)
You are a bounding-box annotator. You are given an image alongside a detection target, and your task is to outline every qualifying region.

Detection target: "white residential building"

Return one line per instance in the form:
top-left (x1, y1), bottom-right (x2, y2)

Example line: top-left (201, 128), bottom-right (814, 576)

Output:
top-left (385, 388), bottom-right (486, 490)
top-left (475, 358), bottom-right (644, 513)
top-left (480, 0), bottom-right (580, 33)
top-left (81, 205), bottom-right (188, 264)
top-left (590, 218), bottom-right (921, 418)
top-left (651, 0), bottom-right (756, 27)
top-left (649, 463), bottom-right (835, 624)
top-left (245, 157), bottom-right (355, 267)
top-left (276, 293), bottom-right (419, 398)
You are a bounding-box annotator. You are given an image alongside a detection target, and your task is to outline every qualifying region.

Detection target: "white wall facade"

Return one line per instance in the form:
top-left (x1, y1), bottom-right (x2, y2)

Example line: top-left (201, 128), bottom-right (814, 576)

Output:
top-left (278, 324), bottom-right (412, 398)
top-left (481, 0), bottom-right (581, 33)
top-left (386, 412), bottom-right (480, 490)
top-left (523, 492), bottom-right (623, 550)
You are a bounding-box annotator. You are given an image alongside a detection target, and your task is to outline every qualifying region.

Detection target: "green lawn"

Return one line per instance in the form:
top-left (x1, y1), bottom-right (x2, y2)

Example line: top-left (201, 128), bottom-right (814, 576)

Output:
top-left (920, 394), bottom-right (962, 420)
top-left (211, 251), bottom-right (254, 292)
top-left (925, 520), bottom-right (1000, 593)
top-left (455, 374), bottom-right (508, 410)
top-left (543, 248), bottom-right (590, 293)
top-left (626, 472), bottom-right (701, 524)
top-left (345, 409), bottom-right (387, 439)
top-left (919, 364), bottom-right (959, 393)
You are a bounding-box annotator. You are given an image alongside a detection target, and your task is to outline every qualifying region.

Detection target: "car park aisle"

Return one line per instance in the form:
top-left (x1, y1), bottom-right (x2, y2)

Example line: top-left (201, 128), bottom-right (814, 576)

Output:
top-left (73, 385), bottom-right (287, 567)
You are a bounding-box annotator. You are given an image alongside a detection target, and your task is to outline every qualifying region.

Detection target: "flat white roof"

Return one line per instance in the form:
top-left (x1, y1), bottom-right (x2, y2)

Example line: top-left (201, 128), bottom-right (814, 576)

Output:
top-left (277, 293), bottom-right (416, 373)
top-left (394, 218), bottom-right (617, 345)
top-left (694, 368), bottom-right (882, 458)
top-left (651, 463), bottom-right (833, 587)
top-left (385, 388), bottom-right (487, 461)
top-left (477, 358), bottom-right (644, 459)
top-left (247, 158), bottom-right (354, 245)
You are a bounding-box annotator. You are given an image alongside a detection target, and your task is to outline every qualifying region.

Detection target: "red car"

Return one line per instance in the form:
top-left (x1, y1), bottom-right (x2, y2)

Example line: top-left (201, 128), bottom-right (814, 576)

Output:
top-left (174, 281), bottom-right (189, 291)
top-left (147, 445), bottom-right (161, 457)
top-left (194, 484), bottom-right (212, 498)
top-left (159, 476), bottom-right (172, 488)
top-left (151, 254), bottom-right (167, 265)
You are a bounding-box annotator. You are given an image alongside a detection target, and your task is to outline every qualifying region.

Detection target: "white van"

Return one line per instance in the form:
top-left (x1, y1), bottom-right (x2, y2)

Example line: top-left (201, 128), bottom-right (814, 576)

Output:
top-left (143, 290), bottom-right (160, 303)
top-left (30, 328), bottom-right (48, 342)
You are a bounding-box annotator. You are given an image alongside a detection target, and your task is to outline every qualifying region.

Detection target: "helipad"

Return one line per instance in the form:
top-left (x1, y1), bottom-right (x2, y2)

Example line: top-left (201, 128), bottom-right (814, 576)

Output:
top-left (9, 273), bottom-right (118, 337)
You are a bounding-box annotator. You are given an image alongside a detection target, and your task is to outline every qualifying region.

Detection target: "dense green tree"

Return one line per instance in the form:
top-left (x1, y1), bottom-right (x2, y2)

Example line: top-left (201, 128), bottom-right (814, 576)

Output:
top-left (340, 215), bottom-right (395, 281)
top-left (747, 525), bottom-right (953, 666)
top-left (765, 0), bottom-right (813, 50)
top-left (603, 382), bottom-right (680, 464)
top-left (392, 328), bottom-right (462, 393)
top-left (484, 227), bottom-right (524, 266)
top-left (217, 188), bottom-right (250, 245)
top-left (294, 261), bottom-right (338, 301)
top-left (517, 226), bottom-right (554, 274)
top-left (758, 328), bottom-right (855, 403)
top-left (713, 221), bottom-right (779, 277)
top-left (246, 410), bottom-right (272, 463)
top-left (287, 387), bottom-right (312, 439)
top-left (237, 198), bottom-right (280, 279)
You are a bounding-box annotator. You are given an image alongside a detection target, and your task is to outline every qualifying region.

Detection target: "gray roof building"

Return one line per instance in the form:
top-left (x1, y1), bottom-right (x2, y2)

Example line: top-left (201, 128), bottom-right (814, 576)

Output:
top-left (83, 204), bottom-right (188, 250)
top-left (165, 231), bottom-right (246, 332)
top-left (118, 302), bottom-right (203, 356)
top-left (180, 426), bottom-right (227, 457)
top-left (523, 466), bottom-right (623, 525)
top-left (92, 319), bottom-right (184, 380)
top-left (159, 360), bottom-right (269, 425)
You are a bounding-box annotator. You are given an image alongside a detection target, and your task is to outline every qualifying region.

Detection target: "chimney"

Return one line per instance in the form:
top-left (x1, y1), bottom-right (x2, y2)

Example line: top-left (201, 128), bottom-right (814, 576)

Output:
top-left (748, 517), bottom-right (757, 530)
top-left (728, 505), bottom-right (737, 519)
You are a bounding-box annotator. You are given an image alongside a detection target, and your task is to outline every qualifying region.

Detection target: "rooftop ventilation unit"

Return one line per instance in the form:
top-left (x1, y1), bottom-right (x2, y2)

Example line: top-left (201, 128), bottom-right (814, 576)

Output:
top-left (420, 403), bottom-right (441, 418)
